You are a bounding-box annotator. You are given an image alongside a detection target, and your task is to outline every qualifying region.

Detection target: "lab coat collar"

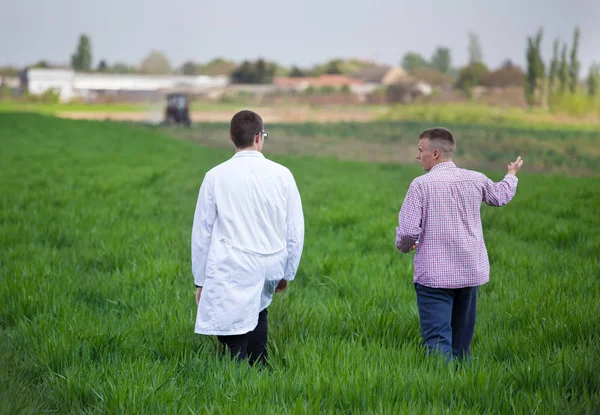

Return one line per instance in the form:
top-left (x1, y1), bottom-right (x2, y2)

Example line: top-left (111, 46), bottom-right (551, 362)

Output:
top-left (233, 151), bottom-right (265, 159)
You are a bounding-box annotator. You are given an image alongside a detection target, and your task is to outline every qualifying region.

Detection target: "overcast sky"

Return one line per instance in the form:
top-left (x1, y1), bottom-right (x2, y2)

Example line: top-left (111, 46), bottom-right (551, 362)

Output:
top-left (1, 0), bottom-right (598, 75)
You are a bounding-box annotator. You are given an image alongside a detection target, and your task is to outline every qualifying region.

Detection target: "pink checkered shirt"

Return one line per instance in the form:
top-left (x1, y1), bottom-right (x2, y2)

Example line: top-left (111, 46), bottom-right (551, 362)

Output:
top-left (396, 162), bottom-right (519, 288)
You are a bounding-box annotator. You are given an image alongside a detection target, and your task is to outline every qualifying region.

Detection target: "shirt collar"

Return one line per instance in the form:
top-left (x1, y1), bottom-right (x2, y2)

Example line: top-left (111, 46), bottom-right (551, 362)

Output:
top-left (233, 151), bottom-right (265, 159)
top-left (429, 161), bottom-right (456, 172)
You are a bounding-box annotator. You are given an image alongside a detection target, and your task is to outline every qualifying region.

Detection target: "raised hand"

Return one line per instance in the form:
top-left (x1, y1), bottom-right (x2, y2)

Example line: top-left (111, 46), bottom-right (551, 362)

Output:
top-left (508, 156), bottom-right (524, 176)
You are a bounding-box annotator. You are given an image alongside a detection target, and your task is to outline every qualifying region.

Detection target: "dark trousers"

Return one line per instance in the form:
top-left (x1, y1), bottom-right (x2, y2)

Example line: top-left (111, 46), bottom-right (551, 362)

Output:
top-left (217, 308), bottom-right (268, 366)
top-left (415, 283), bottom-right (478, 361)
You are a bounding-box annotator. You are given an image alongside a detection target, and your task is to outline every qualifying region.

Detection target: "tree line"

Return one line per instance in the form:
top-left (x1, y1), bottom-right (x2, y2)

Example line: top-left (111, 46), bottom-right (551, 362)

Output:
top-left (525, 27), bottom-right (599, 105)
top-left (2, 30), bottom-right (598, 101)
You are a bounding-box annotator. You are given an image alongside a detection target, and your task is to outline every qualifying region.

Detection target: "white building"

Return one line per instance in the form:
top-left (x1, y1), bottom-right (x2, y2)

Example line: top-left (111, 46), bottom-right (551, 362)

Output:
top-left (22, 69), bottom-right (229, 102)
top-left (25, 69), bottom-right (75, 102)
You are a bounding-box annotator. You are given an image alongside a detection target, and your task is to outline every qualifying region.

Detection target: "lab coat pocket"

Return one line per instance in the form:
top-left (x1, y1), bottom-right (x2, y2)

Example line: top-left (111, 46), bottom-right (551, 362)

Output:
top-left (263, 250), bottom-right (287, 284)
top-left (217, 239), bottom-right (263, 288)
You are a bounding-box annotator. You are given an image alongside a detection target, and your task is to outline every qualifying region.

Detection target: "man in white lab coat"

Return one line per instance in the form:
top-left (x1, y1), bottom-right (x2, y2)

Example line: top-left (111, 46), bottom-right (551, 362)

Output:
top-left (191, 110), bottom-right (305, 365)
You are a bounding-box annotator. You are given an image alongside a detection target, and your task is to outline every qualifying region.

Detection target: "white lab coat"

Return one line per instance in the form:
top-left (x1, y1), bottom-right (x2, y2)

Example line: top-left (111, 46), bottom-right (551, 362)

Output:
top-left (191, 151), bottom-right (304, 335)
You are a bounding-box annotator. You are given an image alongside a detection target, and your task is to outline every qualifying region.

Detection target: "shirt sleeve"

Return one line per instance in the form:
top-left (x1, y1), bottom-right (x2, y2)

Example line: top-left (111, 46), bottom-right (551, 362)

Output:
top-left (284, 173), bottom-right (305, 281)
top-left (482, 174), bottom-right (519, 207)
top-left (396, 181), bottom-right (423, 253)
top-left (191, 172), bottom-right (217, 287)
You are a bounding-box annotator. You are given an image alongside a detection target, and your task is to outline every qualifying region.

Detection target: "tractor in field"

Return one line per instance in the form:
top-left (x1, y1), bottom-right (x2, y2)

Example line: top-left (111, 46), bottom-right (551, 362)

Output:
top-left (163, 93), bottom-right (191, 126)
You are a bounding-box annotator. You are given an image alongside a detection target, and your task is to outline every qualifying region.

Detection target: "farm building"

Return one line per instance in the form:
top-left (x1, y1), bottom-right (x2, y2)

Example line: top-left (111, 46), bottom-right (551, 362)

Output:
top-left (21, 68), bottom-right (229, 102)
top-left (351, 65), bottom-right (410, 85)
top-left (274, 74), bottom-right (364, 92)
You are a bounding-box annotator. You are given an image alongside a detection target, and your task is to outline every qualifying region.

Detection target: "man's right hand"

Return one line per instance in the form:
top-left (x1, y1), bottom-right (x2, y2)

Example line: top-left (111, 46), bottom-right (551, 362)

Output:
top-left (507, 156), bottom-right (524, 176)
top-left (275, 280), bottom-right (288, 292)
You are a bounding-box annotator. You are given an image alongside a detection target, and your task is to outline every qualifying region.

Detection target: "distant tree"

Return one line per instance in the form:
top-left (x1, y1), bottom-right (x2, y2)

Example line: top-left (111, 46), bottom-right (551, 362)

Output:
top-left (31, 60), bottom-right (50, 69)
top-left (569, 26), bottom-right (580, 93)
top-left (304, 85), bottom-right (315, 96)
top-left (230, 59), bottom-right (276, 84)
top-left (289, 66), bottom-right (307, 77)
top-left (587, 63), bottom-right (599, 97)
top-left (309, 59), bottom-right (377, 76)
top-left (339, 59), bottom-right (378, 74)
top-left (0, 66), bottom-right (19, 77)
top-left (386, 82), bottom-right (414, 104)
top-left (140, 51), bottom-right (171, 74)
top-left (481, 62), bottom-right (525, 88)
top-left (255, 58), bottom-right (267, 80)
top-left (231, 61), bottom-right (253, 83)
top-left (385, 82), bottom-right (414, 104)
top-left (411, 67), bottom-right (454, 87)
top-left (468, 32), bottom-right (483, 65)
top-left (71, 34), bottom-right (92, 71)
top-left (401, 52), bottom-right (428, 72)
top-left (323, 59), bottom-right (343, 75)
top-left (459, 32), bottom-right (486, 94)
top-left (97, 59), bottom-right (108, 72)
top-left (525, 28), bottom-right (545, 106)
top-left (430, 47), bottom-right (451, 74)
top-left (548, 39), bottom-right (560, 94)
top-left (198, 58), bottom-right (237, 76)
top-left (455, 62), bottom-right (489, 92)
top-left (256, 58), bottom-right (278, 82)
top-left (558, 43), bottom-right (568, 94)
top-left (111, 62), bottom-right (136, 74)
top-left (502, 59), bottom-right (514, 68)
top-left (274, 64), bottom-right (289, 77)
top-left (181, 61), bottom-right (199, 75)
top-left (266, 62), bottom-right (279, 82)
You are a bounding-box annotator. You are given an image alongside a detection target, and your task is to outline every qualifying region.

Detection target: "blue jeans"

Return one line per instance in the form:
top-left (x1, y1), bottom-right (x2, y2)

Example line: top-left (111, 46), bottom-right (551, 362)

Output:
top-left (415, 283), bottom-right (478, 360)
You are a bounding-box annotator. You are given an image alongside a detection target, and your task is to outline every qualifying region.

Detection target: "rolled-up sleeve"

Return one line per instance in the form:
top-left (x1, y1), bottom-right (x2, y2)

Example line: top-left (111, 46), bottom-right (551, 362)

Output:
top-left (284, 173), bottom-right (305, 281)
top-left (191, 172), bottom-right (217, 287)
top-left (396, 181), bottom-right (423, 253)
top-left (482, 174), bottom-right (518, 207)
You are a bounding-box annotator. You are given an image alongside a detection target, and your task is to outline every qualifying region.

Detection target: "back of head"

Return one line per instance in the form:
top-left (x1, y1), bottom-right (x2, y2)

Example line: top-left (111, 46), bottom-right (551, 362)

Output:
top-left (230, 110), bottom-right (263, 149)
top-left (419, 127), bottom-right (456, 159)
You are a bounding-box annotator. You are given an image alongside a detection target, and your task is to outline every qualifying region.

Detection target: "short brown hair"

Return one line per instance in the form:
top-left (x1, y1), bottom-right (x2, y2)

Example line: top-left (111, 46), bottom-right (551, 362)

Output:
top-left (230, 110), bottom-right (263, 149)
top-left (419, 127), bottom-right (456, 157)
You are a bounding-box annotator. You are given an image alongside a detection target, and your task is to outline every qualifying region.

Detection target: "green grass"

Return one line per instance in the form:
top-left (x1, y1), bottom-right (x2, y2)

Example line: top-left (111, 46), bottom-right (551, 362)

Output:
top-left (165, 120), bottom-right (600, 176)
top-left (0, 100), bottom-right (388, 118)
top-left (381, 103), bottom-right (600, 132)
top-left (0, 101), bottom-right (274, 117)
top-left (1, 113), bottom-right (599, 414)
top-left (0, 100), bottom-right (346, 115)
top-left (3, 99), bottom-right (600, 131)
top-left (0, 101), bottom-right (147, 114)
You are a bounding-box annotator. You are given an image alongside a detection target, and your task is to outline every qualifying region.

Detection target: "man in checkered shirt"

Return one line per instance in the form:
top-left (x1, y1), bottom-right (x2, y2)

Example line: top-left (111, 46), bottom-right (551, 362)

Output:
top-left (396, 127), bottom-right (523, 360)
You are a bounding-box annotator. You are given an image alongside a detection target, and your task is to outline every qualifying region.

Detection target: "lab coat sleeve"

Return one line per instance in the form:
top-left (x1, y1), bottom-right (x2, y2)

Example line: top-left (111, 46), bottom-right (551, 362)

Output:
top-left (191, 172), bottom-right (217, 287)
top-left (284, 173), bottom-right (304, 281)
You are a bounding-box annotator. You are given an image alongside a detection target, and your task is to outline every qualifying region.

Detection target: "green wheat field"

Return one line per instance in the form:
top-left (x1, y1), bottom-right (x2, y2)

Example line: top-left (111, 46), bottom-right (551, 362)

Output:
top-left (1, 113), bottom-right (599, 414)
